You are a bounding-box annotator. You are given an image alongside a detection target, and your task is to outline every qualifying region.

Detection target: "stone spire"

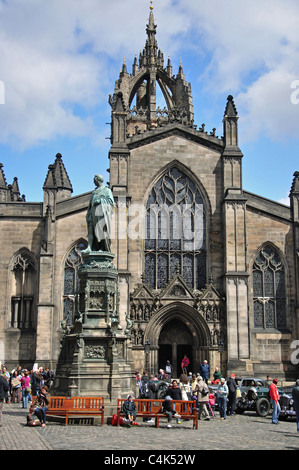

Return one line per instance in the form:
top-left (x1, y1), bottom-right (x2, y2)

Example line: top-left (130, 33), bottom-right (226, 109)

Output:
top-left (290, 171), bottom-right (299, 222)
top-left (43, 153), bottom-right (73, 194)
top-left (0, 163), bottom-right (8, 202)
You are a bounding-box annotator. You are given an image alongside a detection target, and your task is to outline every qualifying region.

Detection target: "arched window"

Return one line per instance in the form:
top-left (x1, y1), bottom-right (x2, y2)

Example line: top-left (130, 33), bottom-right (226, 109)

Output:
top-left (63, 241), bottom-right (87, 326)
top-left (144, 167), bottom-right (206, 290)
top-left (11, 250), bottom-right (37, 329)
top-left (253, 244), bottom-right (286, 329)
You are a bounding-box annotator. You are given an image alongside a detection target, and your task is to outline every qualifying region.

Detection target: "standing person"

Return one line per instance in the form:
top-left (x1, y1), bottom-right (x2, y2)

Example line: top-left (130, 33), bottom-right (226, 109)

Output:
top-left (291, 379), bottom-right (299, 433)
top-left (168, 380), bottom-right (182, 401)
top-left (195, 375), bottom-right (210, 421)
top-left (147, 375), bottom-right (157, 399)
top-left (217, 377), bottom-right (228, 420)
top-left (136, 373), bottom-right (143, 398)
top-left (165, 360), bottom-right (173, 381)
top-left (21, 369), bottom-right (31, 409)
top-left (10, 370), bottom-right (22, 403)
top-left (200, 360), bottom-right (210, 384)
top-left (1, 366), bottom-right (10, 403)
top-left (269, 379), bottom-right (281, 424)
top-left (0, 374), bottom-right (9, 427)
top-left (43, 366), bottom-right (54, 389)
top-left (32, 368), bottom-right (43, 396)
top-left (226, 373), bottom-right (238, 416)
top-left (140, 371), bottom-right (154, 424)
top-left (181, 355), bottom-right (189, 375)
top-left (122, 394), bottom-right (137, 427)
top-left (179, 374), bottom-right (191, 401)
top-left (190, 374), bottom-right (197, 395)
top-left (33, 385), bottom-right (51, 427)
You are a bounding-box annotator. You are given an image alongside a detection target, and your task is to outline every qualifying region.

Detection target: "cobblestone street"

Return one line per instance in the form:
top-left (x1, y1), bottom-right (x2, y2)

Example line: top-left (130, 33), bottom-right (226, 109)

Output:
top-left (0, 403), bottom-right (298, 453)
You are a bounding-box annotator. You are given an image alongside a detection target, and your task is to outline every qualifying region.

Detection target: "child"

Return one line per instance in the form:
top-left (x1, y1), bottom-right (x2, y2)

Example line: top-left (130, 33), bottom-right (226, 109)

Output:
top-left (162, 395), bottom-right (181, 428)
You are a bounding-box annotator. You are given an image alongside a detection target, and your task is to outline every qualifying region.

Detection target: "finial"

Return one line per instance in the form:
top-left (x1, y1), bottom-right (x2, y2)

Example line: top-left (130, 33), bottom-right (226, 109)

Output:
top-left (149, 0), bottom-right (154, 11)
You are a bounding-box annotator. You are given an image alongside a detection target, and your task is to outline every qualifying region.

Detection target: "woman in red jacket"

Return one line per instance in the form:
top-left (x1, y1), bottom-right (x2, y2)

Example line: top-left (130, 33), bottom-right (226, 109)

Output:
top-left (269, 379), bottom-right (281, 424)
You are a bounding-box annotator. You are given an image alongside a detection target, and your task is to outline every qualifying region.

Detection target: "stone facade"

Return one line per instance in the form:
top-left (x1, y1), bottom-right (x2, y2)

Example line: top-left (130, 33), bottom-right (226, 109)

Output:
top-left (0, 9), bottom-right (298, 381)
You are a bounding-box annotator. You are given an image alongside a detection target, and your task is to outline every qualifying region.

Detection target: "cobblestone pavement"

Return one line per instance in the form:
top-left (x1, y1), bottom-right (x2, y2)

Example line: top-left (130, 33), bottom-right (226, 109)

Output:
top-left (0, 403), bottom-right (298, 452)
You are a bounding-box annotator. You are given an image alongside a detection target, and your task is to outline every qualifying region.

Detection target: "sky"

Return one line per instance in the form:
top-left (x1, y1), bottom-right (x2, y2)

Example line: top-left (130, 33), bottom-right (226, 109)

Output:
top-left (0, 0), bottom-right (298, 204)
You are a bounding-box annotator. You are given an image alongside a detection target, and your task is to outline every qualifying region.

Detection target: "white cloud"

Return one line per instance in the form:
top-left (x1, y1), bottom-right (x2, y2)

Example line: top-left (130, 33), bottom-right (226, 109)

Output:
top-left (0, 0), bottom-right (298, 151)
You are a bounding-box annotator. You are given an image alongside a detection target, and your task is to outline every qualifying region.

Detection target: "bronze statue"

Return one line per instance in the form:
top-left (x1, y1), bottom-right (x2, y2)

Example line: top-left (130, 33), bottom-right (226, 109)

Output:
top-left (83, 175), bottom-right (114, 253)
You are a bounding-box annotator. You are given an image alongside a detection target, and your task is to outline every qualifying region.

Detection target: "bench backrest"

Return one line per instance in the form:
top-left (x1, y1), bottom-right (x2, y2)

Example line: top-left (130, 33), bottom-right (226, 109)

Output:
top-left (32, 396), bottom-right (104, 411)
top-left (118, 398), bottom-right (196, 415)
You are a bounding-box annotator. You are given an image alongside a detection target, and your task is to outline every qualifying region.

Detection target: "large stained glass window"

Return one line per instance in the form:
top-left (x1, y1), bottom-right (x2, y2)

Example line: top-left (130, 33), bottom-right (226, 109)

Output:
top-left (253, 244), bottom-right (286, 329)
top-left (144, 167), bottom-right (206, 290)
top-left (63, 241), bottom-right (87, 326)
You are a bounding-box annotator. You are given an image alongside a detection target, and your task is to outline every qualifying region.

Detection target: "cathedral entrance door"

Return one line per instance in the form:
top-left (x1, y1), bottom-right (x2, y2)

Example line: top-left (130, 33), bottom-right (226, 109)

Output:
top-left (158, 319), bottom-right (193, 378)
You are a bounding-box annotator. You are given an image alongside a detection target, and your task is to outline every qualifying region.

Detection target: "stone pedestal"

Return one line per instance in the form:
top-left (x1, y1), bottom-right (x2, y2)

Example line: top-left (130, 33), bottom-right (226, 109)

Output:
top-left (53, 251), bottom-right (136, 418)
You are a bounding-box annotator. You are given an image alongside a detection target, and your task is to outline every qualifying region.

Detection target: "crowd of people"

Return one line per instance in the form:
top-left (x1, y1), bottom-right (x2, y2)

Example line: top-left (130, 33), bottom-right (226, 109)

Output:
top-left (2, 359), bottom-right (299, 432)
top-left (0, 364), bottom-right (54, 427)
top-left (130, 357), bottom-right (299, 431)
top-left (130, 359), bottom-right (240, 427)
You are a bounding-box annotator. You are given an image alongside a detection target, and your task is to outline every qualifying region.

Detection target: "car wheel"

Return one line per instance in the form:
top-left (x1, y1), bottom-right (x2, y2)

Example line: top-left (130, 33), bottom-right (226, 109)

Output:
top-left (235, 399), bottom-right (245, 414)
top-left (256, 398), bottom-right (270, 417)
top-left (157, 388), bottom-right (167, 399)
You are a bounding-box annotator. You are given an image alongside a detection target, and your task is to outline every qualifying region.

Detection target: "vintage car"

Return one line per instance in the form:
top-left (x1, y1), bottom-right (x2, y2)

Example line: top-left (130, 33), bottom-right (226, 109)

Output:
top-left (155, 379), bottom-right (171, 399)
top-left (279, 384), bottom-right (297, 420)
top-left (236, 377), bottom-right (282, 418)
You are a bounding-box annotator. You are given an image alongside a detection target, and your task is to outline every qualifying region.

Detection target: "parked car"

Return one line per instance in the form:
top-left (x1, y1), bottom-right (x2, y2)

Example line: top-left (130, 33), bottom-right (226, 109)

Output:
top-left (279, 384), bottom-right (297, 420)
top-left (155, 379), bottom-right (171, 399)
top-left (236, 377), bottom-right (282, 418)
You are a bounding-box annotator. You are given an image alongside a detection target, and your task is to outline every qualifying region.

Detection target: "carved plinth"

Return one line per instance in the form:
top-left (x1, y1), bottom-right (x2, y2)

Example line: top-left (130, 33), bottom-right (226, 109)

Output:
top-left (78, 252), bottom-right (120, 331)
top-left (53, 250), bottom-right (136, 417)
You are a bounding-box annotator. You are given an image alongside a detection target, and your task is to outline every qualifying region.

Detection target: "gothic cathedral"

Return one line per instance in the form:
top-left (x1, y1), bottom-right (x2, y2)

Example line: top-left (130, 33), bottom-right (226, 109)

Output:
top-left (0, 8), bottom-right (298, 380)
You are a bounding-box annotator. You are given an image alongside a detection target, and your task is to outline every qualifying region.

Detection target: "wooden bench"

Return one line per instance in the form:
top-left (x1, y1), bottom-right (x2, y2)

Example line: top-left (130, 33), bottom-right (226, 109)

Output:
top-left (117, 398), bottom-right (198, 429)
top-left (30, 396), bottom-right (105, 426)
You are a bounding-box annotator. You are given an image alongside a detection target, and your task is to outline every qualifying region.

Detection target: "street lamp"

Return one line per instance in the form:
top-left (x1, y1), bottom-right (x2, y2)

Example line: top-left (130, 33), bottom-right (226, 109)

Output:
top-left (218, 340), bottom-right (224, 373)
top-left (144, 339), bottom-right (150, 373)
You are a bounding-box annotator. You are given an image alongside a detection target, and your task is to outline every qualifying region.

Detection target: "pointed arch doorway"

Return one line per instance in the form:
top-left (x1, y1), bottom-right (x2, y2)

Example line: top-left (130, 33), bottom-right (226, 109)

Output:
top-left (145, 302), bottom-right (211, 378)
top-left (158, 319), bottom-right (193, 377)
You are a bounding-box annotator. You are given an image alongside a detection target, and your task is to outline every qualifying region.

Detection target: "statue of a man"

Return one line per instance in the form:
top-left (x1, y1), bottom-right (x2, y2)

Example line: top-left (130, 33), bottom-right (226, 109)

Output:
top-left (83, 175), bottom-right (114, 253)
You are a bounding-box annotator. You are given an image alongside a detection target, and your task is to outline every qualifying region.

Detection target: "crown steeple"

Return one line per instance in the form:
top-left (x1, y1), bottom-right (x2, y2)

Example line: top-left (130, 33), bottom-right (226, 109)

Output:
top-left (109, 4), bottom-right (194, 147)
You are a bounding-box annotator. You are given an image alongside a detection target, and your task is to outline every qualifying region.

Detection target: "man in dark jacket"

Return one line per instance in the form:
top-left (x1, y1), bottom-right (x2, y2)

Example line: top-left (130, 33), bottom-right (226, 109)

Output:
top-left (292, 379), bottom-right (299, 432)
top-left (168, 380), bottom-right (182, 401)
top-left (0, 374), bottom-right (9, 427)
top-left (227, 373), bottom-right (238, 416)
top-left (122, 394), bottom-right (137, 427)
top-left (200, 360), bottom-right (210, 384)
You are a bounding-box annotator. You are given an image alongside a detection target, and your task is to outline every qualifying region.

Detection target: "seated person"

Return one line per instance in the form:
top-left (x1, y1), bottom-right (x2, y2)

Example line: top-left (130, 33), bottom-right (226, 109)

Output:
top-left (122, 394), bottom-right (137, 426)
top-left (162, 395), bottom-right (181, 429)
top-left (33, 385), bottom-right (51, 427)
top-left (211, 367), bottom-right (222, 384)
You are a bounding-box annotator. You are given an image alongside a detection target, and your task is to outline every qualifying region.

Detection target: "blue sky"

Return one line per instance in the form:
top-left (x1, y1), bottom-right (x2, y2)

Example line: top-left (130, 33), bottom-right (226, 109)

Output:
top-left (0, 0), bottom-right (298, 204)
